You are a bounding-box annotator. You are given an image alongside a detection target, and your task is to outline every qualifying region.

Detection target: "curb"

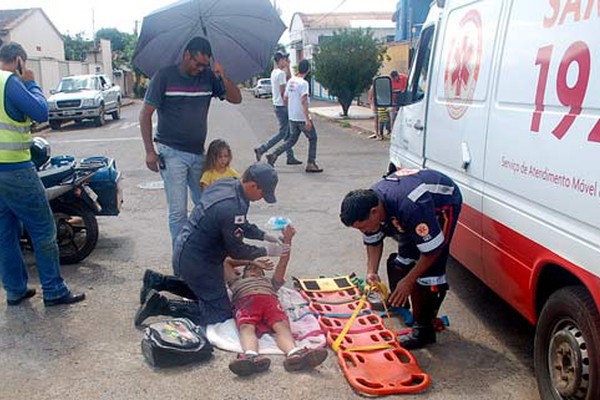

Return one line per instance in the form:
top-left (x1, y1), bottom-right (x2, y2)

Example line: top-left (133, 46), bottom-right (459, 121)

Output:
top-left (310, 110), bottom-right (377, 137)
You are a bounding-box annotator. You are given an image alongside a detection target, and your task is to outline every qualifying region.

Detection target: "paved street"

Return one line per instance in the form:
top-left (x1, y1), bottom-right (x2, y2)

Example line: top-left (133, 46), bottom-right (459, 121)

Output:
top-left (1, 92), bottom-right (539, 400)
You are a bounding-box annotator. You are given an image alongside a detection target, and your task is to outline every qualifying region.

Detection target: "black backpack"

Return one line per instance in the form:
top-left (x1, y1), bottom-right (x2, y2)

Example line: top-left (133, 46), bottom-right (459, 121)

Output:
top-left (141, 318), bottom-right (213, 368)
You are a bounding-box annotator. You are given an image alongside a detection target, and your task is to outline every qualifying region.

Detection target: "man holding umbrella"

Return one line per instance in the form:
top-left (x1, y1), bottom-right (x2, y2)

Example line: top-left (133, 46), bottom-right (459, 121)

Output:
top-left (139, 37), bottom-right (242, 248)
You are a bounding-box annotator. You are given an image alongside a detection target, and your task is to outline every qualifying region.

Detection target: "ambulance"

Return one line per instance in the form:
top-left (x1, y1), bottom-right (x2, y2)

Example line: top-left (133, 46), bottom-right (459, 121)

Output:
top-left (374, 0), bottom-right (600, 398)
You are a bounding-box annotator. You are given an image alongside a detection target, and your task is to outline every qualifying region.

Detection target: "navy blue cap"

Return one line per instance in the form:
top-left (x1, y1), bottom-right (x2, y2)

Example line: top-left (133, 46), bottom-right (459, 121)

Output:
top-left (247, 162), bottom-right (278, 203)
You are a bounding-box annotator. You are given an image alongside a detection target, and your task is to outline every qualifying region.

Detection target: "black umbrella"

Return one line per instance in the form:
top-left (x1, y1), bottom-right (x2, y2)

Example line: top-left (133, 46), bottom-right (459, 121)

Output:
top-left (132, 0), bottom-right (286, 83)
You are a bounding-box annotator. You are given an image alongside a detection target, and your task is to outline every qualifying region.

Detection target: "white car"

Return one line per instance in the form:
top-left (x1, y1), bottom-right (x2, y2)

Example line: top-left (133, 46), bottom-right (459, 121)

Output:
top-left (47, 74), bottom-right (122, 130)
top-left (253, 78), bottom-right (272, 98)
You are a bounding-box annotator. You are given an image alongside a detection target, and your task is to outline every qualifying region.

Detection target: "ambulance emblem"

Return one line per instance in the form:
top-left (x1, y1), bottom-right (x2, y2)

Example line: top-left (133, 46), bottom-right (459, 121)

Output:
top-left (444, 9), bottom-right (483, 120)
top-left (415, 223), bottom-right (430, 238)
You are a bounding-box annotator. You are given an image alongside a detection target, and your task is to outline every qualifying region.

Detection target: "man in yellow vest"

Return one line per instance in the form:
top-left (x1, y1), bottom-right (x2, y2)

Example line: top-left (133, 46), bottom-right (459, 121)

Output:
top-left (0, 42), bottom-right (85, 306)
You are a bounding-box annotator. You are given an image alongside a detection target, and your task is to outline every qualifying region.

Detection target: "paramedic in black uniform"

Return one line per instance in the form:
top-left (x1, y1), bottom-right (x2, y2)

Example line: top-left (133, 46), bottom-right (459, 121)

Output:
top-left (134, 163), bottom-right (288, 327)
top-left (340, 168), bottom-right (462, 349)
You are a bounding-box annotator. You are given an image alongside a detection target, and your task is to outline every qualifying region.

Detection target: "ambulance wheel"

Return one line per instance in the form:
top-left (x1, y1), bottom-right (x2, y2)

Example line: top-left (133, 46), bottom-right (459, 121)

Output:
top-left (49, 120), bottom-right (61, 130)
top-left (534, 286), bottom-right (600, 400)
top-left (53, 202), bottom-right (99, 265)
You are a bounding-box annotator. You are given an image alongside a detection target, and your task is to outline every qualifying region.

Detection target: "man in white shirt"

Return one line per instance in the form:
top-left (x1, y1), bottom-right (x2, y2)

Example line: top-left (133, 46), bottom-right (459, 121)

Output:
top-left (253, 51), bottom-right (302, 165)
top-left (265, 60), bottom-right (323, 173)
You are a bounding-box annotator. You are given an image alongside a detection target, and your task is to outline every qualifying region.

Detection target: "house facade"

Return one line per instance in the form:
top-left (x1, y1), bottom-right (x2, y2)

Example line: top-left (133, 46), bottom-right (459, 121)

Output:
top-left (0, 8), bottom-right (113, 96)
top-left (288, 12), bottom-right (395, 100)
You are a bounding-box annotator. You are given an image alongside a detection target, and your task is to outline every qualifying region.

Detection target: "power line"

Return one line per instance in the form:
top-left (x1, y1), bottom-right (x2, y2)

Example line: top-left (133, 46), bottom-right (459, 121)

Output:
top-left (311, 0), bottom-right (349, 25)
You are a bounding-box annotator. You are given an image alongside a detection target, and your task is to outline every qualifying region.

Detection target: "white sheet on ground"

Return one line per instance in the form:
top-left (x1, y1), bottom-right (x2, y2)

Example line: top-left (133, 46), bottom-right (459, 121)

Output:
top-left (207, 287), bottom-right (326, 354)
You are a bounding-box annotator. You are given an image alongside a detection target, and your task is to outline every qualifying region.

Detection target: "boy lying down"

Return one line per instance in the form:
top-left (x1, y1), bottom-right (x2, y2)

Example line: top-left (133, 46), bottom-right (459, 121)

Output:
top-left (224, 225), bottom-right (327, 376)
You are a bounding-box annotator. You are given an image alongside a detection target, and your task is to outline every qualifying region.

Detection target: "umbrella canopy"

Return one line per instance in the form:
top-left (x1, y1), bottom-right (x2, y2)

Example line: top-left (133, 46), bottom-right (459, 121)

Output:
top-left (132, 0), bottom-right (286, 83)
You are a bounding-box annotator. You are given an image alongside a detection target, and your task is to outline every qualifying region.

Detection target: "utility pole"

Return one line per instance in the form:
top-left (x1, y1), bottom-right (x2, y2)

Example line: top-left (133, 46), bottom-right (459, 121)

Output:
top-left (92, 7), bottom-right (96, 41)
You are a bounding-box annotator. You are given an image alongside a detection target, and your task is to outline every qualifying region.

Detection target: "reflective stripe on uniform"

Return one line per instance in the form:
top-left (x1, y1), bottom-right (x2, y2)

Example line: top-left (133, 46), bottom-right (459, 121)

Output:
top-left (0, 140), bottom-right (32, 150)
top-left (416, 231), bottom-right (445, 252)
top-left (417, 274), bottom-right (447, 286)
top-left (363, 230), bottom-right (385, 244)
top-left (407, 183), bottom-right (455, 202)
top-left (0, 70), bottom-right (32, 163)
top-left (0, 122), bottom-right (30, 133)
top-left (395, 254), bottom-right (417, 265)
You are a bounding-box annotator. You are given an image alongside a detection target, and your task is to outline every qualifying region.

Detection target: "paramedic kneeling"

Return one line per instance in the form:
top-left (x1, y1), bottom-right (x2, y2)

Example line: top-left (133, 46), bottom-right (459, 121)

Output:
top-left (340, 168), bottom-right (462, 349)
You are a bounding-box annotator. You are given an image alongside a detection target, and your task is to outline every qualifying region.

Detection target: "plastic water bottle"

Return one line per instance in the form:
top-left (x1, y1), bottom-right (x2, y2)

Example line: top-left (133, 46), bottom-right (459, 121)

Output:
top-left (267, 216), bottom-right (291, 231)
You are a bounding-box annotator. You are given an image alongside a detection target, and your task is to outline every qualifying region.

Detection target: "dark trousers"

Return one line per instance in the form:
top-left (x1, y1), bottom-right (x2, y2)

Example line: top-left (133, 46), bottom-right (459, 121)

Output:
top-left (258, 106), bottom-right (296, 160)
top-left (387, 254), bottom-right (448, 328)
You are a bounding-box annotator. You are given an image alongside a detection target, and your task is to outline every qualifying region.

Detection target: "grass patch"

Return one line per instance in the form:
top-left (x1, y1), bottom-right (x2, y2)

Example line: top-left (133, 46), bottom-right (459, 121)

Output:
top-left (339, 121), bottom-right (351, 128)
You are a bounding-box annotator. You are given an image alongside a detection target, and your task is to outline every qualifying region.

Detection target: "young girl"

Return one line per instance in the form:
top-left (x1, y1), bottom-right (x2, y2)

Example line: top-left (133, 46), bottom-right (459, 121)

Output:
top-left (200, 139), bottom-right (240, 189)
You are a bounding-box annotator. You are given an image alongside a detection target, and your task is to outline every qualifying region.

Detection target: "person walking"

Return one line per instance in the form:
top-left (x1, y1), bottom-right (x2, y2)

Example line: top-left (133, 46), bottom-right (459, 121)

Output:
top-left (134, 163), bottom-right (288, 327)
top-left (139, 36), bottom-right (242, 248)
top-left (390, 70), bottom-right (408, 126)
top-left (265, 60), bottom-right (323, 173)
top-left (340, 168), bottom-right (462, 349)
top-left (253, 51), bottom-right (302, 166)
top-left (0, 42), bottom-right (85, 307)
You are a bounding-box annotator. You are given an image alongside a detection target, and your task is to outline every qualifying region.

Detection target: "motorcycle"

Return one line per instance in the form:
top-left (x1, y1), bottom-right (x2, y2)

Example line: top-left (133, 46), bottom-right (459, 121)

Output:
top-left (21, 138), bottom-right (122, 264)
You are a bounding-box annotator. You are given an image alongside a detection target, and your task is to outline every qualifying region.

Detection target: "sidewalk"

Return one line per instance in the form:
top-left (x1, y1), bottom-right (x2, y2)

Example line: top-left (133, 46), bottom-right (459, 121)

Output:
top-left (309, 99), bottom-right (378, 138)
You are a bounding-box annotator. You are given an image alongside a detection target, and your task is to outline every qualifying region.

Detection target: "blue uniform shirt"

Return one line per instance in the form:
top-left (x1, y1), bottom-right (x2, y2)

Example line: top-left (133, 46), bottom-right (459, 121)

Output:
top-left (365, 169), bottom-right (462, 256)
top-left (174, 178), bottom-right (267, 300)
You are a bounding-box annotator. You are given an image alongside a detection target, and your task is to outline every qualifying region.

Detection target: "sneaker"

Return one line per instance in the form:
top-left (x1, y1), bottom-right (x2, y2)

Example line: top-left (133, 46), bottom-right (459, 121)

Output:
top-left (286, 158), bottom-right (303, 165)
top-left (134, 289), bottom-right (165, 327)
top-left (229, 353), bottom-right (271, 376)
top-left (305, 162), bottom-right (323, 173)
top-left (398, 325), bottom-right (436, 350)
top-left (253, 148), bottom-right (262, 162)
top-left (283, 348), bottom-right (328, 372)
top-left (265, 153), bottom-right (277, 167)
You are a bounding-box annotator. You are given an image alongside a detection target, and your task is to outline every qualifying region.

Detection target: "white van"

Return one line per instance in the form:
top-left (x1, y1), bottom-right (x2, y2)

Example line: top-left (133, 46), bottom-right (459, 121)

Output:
top-left (375, 1), bottom-right (600, 399)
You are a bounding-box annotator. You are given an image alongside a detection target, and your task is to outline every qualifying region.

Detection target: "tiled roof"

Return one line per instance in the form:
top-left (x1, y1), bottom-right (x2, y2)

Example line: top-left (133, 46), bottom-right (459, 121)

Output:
top-left (296, 12), bottom-right (393, 29)
top-left (0, 8), bottom-right (33, 30)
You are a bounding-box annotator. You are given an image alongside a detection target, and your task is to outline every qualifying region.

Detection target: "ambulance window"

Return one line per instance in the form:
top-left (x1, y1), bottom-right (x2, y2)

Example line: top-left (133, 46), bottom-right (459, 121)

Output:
top-left (409, 25), bottom-right (434, 102)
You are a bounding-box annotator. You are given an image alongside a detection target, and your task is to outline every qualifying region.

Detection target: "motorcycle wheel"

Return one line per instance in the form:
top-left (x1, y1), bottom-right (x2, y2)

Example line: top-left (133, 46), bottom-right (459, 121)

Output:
top-left (53, 201), bottom-right (99, 265)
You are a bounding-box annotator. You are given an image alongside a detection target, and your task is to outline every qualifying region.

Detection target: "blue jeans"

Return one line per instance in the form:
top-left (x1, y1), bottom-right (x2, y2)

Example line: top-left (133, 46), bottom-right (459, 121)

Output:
top-left (273, 120), bottom-right (318, 163)
top-left (258, 106), bottom-right (296, 160)
top-left (157, 143), bottom-right (204, 246)
top-left (0, 166), bottom-right (70, 301)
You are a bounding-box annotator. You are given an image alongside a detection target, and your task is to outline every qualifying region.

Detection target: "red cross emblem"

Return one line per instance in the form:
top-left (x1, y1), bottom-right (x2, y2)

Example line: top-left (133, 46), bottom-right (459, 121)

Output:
top-left (444, 10), bottom-right (483, 120)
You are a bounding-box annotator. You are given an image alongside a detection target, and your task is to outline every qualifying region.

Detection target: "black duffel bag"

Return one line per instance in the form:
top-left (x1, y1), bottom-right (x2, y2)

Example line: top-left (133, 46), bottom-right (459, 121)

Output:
top-left (141, 318), bottom-right (213, 368)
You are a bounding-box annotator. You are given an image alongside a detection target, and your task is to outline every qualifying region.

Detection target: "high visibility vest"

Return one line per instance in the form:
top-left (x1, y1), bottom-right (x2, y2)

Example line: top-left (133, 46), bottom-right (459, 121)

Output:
top-left (0, 70), bottom-right (33, 163)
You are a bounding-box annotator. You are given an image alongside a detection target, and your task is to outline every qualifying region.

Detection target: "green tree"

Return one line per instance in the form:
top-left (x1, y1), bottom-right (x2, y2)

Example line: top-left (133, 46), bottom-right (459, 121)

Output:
top-left (314, 29), bottom-right (386, 116)
top-left (96, 28), bottom-right (137, 69)
top-left (63, 32), bottom-right (93, 61)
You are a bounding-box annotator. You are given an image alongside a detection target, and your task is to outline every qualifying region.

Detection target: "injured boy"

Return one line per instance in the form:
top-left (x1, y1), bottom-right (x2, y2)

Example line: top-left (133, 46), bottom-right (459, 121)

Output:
top-left (224, 225), bottom-right (328, 376)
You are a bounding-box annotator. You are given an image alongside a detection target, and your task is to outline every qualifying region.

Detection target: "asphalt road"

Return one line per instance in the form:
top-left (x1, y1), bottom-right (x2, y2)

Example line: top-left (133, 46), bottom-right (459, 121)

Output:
top-left (0, 93), bottom-right (539, 400)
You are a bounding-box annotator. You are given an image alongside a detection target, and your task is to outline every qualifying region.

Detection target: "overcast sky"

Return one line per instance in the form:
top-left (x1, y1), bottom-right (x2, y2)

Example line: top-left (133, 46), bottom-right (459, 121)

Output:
top-left (0, 0), bottom-right (398, 44)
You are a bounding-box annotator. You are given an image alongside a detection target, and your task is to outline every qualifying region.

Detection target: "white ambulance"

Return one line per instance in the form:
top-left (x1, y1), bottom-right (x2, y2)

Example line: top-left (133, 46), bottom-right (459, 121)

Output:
top-left (375, 0), bottom-right (600, 399)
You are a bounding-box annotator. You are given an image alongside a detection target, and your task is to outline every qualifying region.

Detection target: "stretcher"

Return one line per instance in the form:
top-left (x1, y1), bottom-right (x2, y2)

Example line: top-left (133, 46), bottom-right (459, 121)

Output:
top-left (338, 347), bottom-right (431, 395)
top-left (297, 276), bottom-right (431, 396)
top-left (293, 275), bottom-right (355, 292)
top-left (300, 287), bottom-right (361, 304)
top-left (309, 299), bottom-right (372, 316)
top-left (327, 329), bottom-right (398, 352)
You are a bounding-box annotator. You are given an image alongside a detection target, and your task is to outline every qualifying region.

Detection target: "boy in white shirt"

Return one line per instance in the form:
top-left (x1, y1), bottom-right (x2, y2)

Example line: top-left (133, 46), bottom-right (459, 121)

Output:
top-left (265, 59), bottom-right (323, 173)
top-left (253, 51), bottom-right (302, 165)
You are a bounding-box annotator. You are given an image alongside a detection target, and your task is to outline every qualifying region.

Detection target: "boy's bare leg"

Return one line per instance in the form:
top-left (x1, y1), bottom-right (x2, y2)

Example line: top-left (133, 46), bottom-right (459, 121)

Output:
top-left (239, 324), bottom-right (259, 353)
top-left (272, 321), bottom-right (296, 354)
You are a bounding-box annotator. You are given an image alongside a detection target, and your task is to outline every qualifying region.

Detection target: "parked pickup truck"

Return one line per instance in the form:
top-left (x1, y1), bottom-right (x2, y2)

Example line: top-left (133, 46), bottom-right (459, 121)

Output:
top-left (47, 74), bottom-right (121, 130)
